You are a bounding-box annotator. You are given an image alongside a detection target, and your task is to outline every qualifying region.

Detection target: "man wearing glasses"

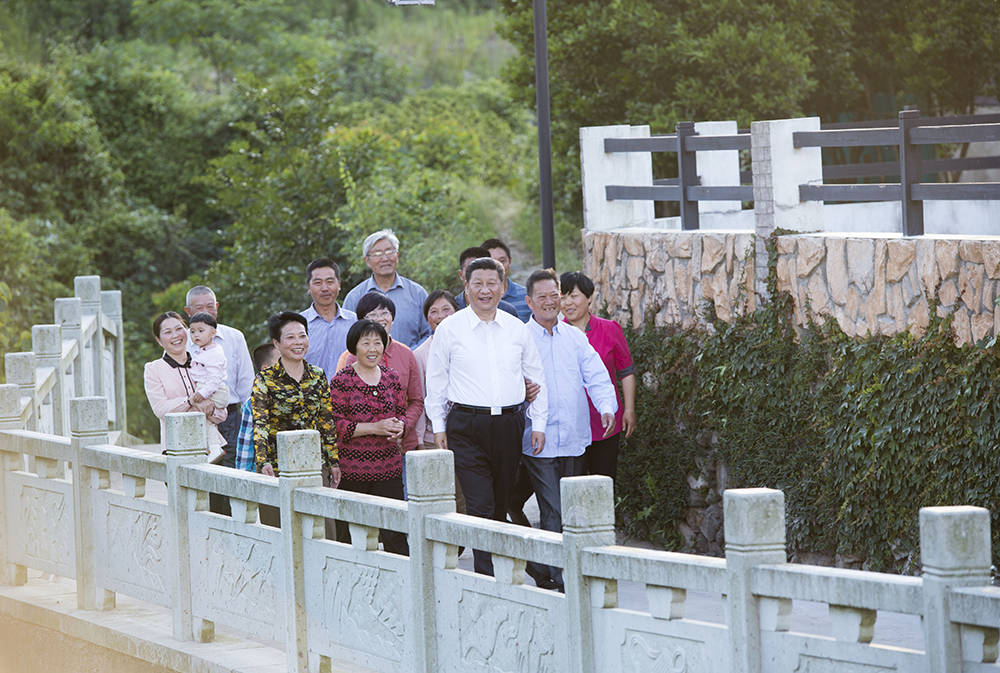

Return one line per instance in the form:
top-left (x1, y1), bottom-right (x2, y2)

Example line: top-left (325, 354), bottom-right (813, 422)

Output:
top-left (343, 229), bottom-right (432, 349)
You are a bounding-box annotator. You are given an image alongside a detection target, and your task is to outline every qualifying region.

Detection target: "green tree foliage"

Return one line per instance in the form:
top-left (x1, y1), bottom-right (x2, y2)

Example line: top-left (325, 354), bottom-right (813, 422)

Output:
top-left (2, 0), bottom-right (137, 52)
top-left (132, 0), bottom-right (289, 93)
top-left (196, 68), bottom-right (528, 343)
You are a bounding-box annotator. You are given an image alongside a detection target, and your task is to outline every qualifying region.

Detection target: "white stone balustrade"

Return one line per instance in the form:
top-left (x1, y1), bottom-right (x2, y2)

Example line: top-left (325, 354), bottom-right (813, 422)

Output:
top-left (1, 391), bottom-right (999, 671)
top-left (3, 276), bottom-right (127, 442)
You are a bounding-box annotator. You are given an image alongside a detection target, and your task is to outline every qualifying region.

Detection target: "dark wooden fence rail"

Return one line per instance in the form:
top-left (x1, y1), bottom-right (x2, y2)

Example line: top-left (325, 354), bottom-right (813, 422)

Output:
top-left (795, 109), bottom-right (1000, 236)
top-left (602, 109), bottom-right (1000, 234)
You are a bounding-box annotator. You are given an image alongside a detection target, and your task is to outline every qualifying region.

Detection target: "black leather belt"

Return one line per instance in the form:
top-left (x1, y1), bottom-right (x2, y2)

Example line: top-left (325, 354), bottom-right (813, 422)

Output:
top-left (451, 402), bottom-right (526, 416)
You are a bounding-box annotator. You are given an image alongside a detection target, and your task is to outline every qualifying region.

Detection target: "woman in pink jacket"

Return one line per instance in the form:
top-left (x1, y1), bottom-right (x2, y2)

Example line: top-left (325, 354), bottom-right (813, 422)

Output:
top-left (143, 311), bottom-right (227, 453)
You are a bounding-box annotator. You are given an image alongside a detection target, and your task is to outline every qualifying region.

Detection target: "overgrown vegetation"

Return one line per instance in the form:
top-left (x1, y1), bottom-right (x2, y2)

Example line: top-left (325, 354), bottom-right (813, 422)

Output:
top-left (617, 233), bottom-right (1000, 572)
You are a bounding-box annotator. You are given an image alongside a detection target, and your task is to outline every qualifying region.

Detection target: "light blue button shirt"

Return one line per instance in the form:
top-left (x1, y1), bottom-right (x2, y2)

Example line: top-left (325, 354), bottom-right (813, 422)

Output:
top-left (343, 274), bottom-right (431, 349)
top-left (523, 317), bottom-right (617, 458)
top-left (301, 303), bottom-right (357, 379)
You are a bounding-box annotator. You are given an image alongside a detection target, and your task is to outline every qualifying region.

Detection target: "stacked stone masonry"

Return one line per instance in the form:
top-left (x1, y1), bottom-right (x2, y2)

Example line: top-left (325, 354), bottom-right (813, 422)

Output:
top-left (585, 229), bottom-right (1000, 346)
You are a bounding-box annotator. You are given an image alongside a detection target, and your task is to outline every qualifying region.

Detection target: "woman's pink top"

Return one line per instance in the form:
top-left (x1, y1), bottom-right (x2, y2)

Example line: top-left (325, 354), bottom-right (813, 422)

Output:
top-left (337, 340), bottom-right (424, 453)
top-left (144, 357), bottom-right (228, 449)
top-left (566, 315), bottom-right (636, 441)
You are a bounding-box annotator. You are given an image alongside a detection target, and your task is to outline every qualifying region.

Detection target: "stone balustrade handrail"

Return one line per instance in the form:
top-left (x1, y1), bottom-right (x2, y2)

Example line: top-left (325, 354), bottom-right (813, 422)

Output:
top-left (2, 392), bottom-right (999, 672)
top-left (426, 511), bottom-right (564, 567)
top-left (296, 485), bottom-right (407, 530)
top-left (582, 545), bottom-right (728, 593)
top-left (752, 563), bottom-right (924, 614)
top-left (80, 444), bottom-right (168, 483)
top-left (3, 275), bottom-right (127, 438)
top-left (178, 462), bottom-right (281, 507)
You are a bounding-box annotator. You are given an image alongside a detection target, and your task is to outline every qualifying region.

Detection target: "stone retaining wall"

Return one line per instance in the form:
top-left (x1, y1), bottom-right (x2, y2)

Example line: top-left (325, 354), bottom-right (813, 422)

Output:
top-left (584, 229), bottom-right (1000, 345)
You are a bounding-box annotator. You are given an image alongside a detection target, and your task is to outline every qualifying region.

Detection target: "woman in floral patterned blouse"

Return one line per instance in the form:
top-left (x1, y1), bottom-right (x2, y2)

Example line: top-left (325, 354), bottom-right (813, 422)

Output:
top-left (329, 319), bottom-right (409, 555)
top-left (251, 312), bottom-right (340, 481)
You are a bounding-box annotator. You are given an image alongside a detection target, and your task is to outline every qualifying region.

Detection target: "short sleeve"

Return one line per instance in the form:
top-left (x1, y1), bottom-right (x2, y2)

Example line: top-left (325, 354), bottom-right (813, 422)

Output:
top-left (610, 320), bottom-right (636, 380)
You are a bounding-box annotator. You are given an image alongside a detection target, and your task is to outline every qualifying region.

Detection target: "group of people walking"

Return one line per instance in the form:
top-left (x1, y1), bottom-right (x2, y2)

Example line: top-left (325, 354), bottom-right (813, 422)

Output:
top-left (143, 229), bottom-right (636, 590)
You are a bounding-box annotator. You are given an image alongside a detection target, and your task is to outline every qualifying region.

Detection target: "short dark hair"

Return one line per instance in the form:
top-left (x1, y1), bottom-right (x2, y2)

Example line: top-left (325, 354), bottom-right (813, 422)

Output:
top-left (464, 257), bottom-right (505, 283)
top-left (306, 258), bottom-right (340, 284)
top-left (188, 312), bottom-right (217, 329)
top-left (560, 271), bottom-right (595, 299)
top-left (152, 311), bottom-right (186, 338)
top-left (356, 290), bottom-right (396, 320)
top-left (268, 311), bottom-right (308, 342)
top-left (252, 343), bottom-right (278, 372)
top-left (346, 319), bottom-right (388, 355)
top-left (526, 268), bottom-right (559, 297)
top-left (423, 290), bottom-right (459, 319)
top-left (481, 238), bottom-right (511, 259)
top-left (459, 246), bottom-right (489, 270)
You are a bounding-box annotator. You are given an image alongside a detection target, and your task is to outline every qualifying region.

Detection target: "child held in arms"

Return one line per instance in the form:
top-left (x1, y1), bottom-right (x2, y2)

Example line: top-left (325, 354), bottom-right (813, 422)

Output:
top-left (188, 312), bottom-right (229, 464)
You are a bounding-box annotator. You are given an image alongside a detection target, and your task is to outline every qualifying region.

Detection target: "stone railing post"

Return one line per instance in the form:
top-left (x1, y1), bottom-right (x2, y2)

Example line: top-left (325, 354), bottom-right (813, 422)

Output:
top-left (580, 125), bottom-right (655, 232)
top-left (101, 290), bottom-right (126, 434)
top-left (75, 276), bottom-right (105, 400)
top-left (70, 396), bottom-right (113, 610)
top-left (5, 352), bottom-right (36, 431)
top-left (0, 384), bottom-right (27, 586)
top-left (406, 449), bottom-right (457, 673)
top-left (750, 118), bottom-right (824, 298)
top-left (277, 430), bottom-right (323, 673)
top-left (695, 120), bottom-right (743, 219)
top-left (33, 325), bottom-right (65, 436)
top-left (920, 506), bottom-right (992, 673)
top-left (164, 412), bottom-right (209, 641)
top-left (55, 297), bottom-right (84, 401)
top-left (724, 488), bottom-right (787, 673)
top-left (562, 476), bottom-right (616, 673)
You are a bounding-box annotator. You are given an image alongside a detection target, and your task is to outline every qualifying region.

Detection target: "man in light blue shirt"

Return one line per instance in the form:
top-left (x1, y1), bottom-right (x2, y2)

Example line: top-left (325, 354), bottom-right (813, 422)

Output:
top-left (483, 238), bottom-right (530, 322)
top-left (522, 268), bottom-right (617, 591)
top-left (343, 229), bottom-right (431, 348)
top-left (300, 258), bottom-right (357, 379)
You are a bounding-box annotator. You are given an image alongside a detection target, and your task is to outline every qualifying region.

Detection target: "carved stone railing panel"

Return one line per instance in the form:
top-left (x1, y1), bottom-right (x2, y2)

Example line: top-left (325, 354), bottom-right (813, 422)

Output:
top-left (92, 488), bottom-right (171, 607)
top-left (303, 540), bottom-right (408, 672)
top-left (5, 470), bottom-right (75, 578)
top-left (188, 515), bottom-right (285, 640)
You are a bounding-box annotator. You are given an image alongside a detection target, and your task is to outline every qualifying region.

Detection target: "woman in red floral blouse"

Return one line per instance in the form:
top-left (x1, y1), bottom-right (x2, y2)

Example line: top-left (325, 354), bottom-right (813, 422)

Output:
top-left (329, 319), bottom-right (409, 555)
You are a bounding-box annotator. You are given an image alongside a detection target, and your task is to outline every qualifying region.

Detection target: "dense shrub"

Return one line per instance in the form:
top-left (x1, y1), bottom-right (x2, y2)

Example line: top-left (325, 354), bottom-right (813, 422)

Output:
top-left (617, 233), bottom-right (1000, 572)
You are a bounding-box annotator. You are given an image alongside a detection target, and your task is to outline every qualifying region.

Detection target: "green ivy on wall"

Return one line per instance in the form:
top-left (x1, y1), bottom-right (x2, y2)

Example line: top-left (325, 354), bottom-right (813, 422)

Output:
top-left (616, 232), bottom-right (1000, 572)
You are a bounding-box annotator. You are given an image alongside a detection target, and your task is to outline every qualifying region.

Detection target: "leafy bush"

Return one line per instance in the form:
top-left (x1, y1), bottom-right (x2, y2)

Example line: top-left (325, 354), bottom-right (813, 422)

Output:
top-left (617, 233), bottom-right (1000, 571)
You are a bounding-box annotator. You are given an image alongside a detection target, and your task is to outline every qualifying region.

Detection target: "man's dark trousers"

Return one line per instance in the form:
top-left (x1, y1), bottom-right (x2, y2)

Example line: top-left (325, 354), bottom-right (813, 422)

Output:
top-left (447, 406), bottom-right (525, 576)
top-left (209, 402), bottom-right (240, 517)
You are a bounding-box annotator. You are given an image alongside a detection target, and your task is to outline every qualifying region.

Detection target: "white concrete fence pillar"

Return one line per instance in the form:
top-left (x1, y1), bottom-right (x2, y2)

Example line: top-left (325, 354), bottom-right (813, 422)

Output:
top-left (32, 324), bottom-right (65, 436)
top-left (164, 412), bottom-right (209, 642)
top-left (70, 396), bottom-right (113, 610)
top-left (101, 290), bottom-right (126, 433)
top-left (5, 351), bottom-right (36, 431)
top-left (277, 430), bottom-right (324, 673)
top-left (75, 276), bottom-right (104, 400)
top-left (920, 506), bottom-right (992, 673)
top-left (406, 449), bottom-right (458, 673)
top-left (55, 297), bottom-right (84, 402)
top-left (750, 118), bottom-right (824, 297)
top-left (0, 384), bottom-right (27, 586)
top-left (562, 476), bottom-right (616, 673)
top-left (724, 488), bottom-right (787, 673)
top-left (580, 125), bottom-right (655, 232)
top-left (695, 120), bottom-right (743, 218)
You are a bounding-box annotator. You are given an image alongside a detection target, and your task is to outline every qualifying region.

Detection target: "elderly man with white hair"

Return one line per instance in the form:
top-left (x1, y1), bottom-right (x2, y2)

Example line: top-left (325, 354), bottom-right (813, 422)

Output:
top-left (343, 229), bottom-right (431, 349)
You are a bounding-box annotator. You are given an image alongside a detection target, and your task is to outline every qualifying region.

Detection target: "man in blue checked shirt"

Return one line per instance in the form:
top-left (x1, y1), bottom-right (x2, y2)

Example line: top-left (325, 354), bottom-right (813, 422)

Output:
top-left (522, 268), bottom-right (617, 592)
top-left (235, 343), bottom-right (280, 471)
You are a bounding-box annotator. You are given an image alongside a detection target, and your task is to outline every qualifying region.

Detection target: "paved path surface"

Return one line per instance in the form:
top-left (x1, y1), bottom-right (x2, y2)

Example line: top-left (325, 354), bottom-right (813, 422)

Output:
top-left (125, 446), bottom-right (925, 652)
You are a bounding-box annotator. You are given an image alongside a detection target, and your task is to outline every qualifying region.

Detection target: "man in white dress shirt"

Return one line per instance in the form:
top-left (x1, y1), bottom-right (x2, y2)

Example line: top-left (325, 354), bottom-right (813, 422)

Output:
top-left (522, 268), bottom-right (617, 591)
top-left (185, 286), bottom-right (255, 515)
top-left (426, 257), bottom-right (547, 576)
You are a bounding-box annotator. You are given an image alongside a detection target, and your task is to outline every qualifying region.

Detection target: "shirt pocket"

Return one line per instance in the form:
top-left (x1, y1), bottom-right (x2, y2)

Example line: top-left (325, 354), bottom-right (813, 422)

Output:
top-left (498, 340), bottom-right (522, 375)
